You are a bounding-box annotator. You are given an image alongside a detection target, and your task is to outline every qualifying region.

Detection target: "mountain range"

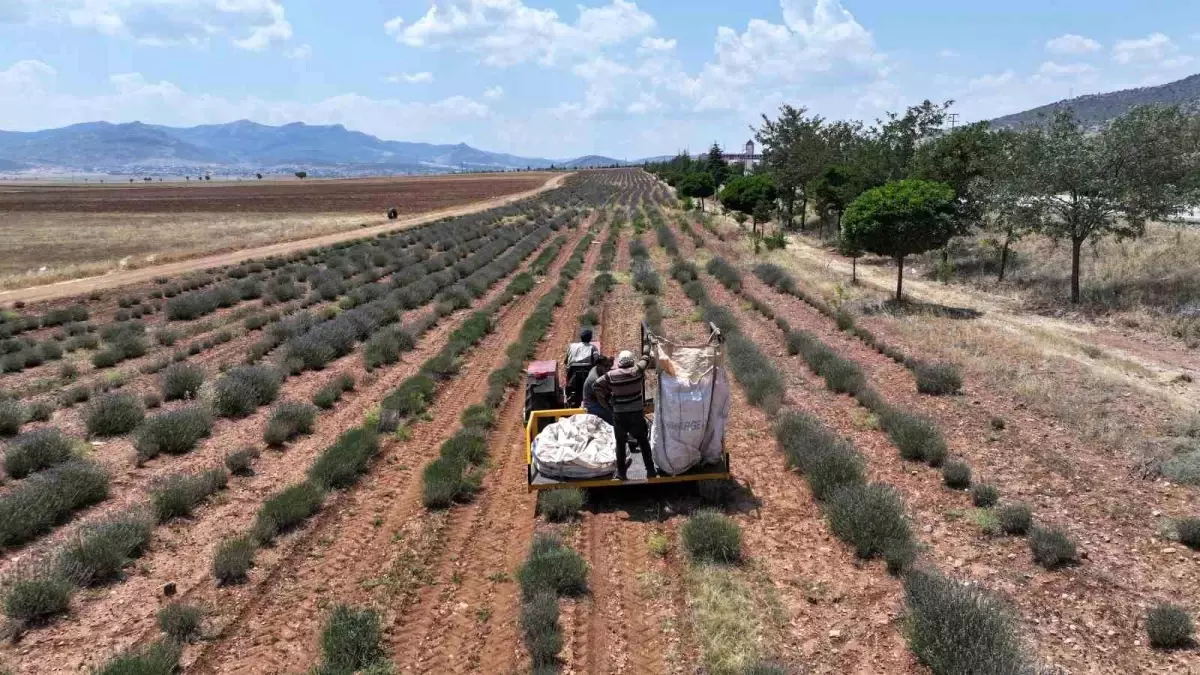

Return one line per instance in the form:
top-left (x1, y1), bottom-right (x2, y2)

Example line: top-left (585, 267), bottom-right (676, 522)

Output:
top-left (0, 120), bottom-right (630, 175)
top-left (991, 72), bottom-right (1200, 128)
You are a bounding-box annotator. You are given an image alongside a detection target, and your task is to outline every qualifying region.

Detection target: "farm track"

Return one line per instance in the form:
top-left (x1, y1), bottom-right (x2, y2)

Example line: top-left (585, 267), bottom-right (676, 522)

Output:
top-left (563, 225), bottom-right (673, 675)
top-left (190, 221), bottom-right (594, 674)
top-left (392, 218), bottom-right (604, 675)
top-left (0, 225), bottom-right (566, 673)
top-left (0, 173), bottom-right (568, 306)
top-left (682, 218), bottom-right (1200, 672)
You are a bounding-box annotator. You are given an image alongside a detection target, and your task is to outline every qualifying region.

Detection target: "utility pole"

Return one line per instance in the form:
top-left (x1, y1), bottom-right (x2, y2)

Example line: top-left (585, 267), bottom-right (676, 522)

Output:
top-left (947, 112), bottom-right (959, 130)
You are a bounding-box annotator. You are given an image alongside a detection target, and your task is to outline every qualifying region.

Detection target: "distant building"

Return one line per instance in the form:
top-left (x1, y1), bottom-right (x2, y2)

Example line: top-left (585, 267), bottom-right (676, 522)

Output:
top-left (722, 140), bottom-right (761, 171)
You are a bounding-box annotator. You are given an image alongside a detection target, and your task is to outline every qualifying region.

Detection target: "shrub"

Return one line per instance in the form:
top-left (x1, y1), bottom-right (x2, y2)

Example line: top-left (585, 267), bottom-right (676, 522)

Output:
top-left (1177, 518), bottom-right (1200, 549)
top-left (4, 428), bottom-right (75, 479)
top-left (149, 469), bottom-right (228, 522)
top-left (0, 459), bottom-right (110, 546)
top-left (824, 483), bottom-right (913, 562)
top-left (1029, 527), bottom-right (1077, 569)
top-left (213, 536), bottom-right (255, 584)
top-left (942, 461), bottom-right (971, 489)
top-left (724, 333), bottom-right (785, 414)
top-left (705, 257), bottom-right (742, 292)
top-left (93, 640), bottom-right (181, 675)
top-left (989, 417), bottom-right (1006, 431)
top-left (2, 575), bottom-right (72, 625)
top-left (158, 603), bottom-right (203, 642)
top-left (773, 412), bottom-right (866, 500)
top-left (225, 447), bottom-right (260, 476)
top-left (996, 504), bottom-right (1033, 535)
top-left (308, 427), bottom-right (380, 490)
top-left (383, 374), bottom-right (436, 418)
top-left (26, 400), bottom-right (55, 422)
top-left (1147, 603), bottom-right (1194, 649)
top-left (161, 362), bottom-right (204, 401)
top-left (85, 393), bottom-right (144, 437)
top-left (251, 481), bottom-right (324, 544)
top-left (879, 408), bottom-right (946, 466)
top-left (538, 488), bottom-right (585, 522)
top-left (518, 534), bottom-right (588, 599)
top-left (421, 457), bottom-right (479, 508)
top-left (143, 392), bottom-right (162, 409)
top-left (971, 483), bottom-right (999, 508)
top-left (681, 510), bottom-right (742, 564)
top-left (57, 513), bottom-right (152, 587)
top-left (914, 362), bottom-right (963, 395)
top-left (263, 401), bottom-right (318, 447)
top-left (904, 570), bottom-right (1030, 674)
top-left (59, 361), bottom-right (79, 380)
top-left (134, 406), bottom-right (213, 463)
top-left (155, 328), bottom-right (182, 347)
top-left (0, 398), bottom-right (24, 436)
top-left (318, 605), bottom-right (386, 673)
top-left (461, 404), bottom-right (495, 431)
top-left (522, 592), bottom-right (563, 668)
top-left (214, 365), bottom-right (282, 418)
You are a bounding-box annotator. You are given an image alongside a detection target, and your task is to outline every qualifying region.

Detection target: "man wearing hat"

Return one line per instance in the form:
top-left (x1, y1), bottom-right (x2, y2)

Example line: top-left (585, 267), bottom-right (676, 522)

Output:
top-left (593, 348), bottom-right (659, 480)
top-left (564, 328), bottom-right (600, 408)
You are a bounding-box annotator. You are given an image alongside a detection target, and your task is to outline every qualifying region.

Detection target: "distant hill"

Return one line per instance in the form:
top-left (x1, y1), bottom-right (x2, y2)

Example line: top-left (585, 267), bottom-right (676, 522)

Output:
top-left (991, 73), bottom-right (1200, 129)
top-left (560, 155), bottom-right (628, 168)
top-left (0, 120), bottom-right (621, 175)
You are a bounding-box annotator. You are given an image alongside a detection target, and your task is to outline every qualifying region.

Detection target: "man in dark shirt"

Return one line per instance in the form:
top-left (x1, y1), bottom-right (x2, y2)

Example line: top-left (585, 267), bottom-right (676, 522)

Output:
top-left (593, 349), bottom-right (658, 480)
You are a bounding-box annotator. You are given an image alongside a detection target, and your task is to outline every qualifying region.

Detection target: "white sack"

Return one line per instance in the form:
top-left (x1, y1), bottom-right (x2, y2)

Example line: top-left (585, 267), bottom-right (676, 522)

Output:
top-left (532, 413), bottom-right (617, 479)
top-left (649, 337), bottom-right (731, 476)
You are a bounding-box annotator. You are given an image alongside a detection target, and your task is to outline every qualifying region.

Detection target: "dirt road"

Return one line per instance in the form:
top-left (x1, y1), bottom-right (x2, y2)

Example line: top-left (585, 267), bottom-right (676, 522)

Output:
top-left (0, 172), bottom-right (569, 306)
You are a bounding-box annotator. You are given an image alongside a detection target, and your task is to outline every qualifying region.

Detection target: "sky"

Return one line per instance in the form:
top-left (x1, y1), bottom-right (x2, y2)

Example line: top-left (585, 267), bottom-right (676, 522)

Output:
top-left (0, 0), bottom-right (1197, 159)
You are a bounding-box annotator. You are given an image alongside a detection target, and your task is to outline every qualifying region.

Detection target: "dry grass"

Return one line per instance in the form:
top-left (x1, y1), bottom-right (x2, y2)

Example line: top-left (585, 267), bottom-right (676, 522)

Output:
top-left (686, 563), bottom-right (763, 675)
top-left (0, 211), bottom-right (376, 290)
top-left (922, 223), bottom-right (1200, 342)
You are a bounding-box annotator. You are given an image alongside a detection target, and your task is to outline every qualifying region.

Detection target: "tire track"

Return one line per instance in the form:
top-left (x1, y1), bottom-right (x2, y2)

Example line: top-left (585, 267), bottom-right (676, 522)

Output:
top-left (393, 218), bottom-right (604, 674)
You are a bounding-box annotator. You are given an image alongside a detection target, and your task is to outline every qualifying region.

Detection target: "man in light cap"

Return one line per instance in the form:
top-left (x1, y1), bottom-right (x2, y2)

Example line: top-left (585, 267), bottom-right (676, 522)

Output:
top-left (564, 328), bottom-right (600, 408)
top-left (593, 347), bottom-right (658, 480)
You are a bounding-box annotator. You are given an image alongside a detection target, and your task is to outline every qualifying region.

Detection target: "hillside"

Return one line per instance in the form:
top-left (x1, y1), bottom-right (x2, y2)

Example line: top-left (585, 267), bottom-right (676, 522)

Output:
top-left (0, 120), bottom-right (570, 175)
top-left (991, 72), bottom-right (1200, 128)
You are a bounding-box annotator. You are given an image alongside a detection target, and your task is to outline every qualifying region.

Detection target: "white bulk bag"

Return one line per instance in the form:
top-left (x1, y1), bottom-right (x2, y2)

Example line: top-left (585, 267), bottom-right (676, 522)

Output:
top-left (532, 413), bottom-right (618, 479)
top-left (649, 334), bottom-right (731, 476)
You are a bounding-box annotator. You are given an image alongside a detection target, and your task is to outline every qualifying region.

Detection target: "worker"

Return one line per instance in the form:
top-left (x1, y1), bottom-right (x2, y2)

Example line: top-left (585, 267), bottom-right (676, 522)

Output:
top-left (564, 328), bottom-right (600, 408)
top-left (582, 354), bottom-right (613, 422)
top-left (593, 349), bottom-right (658, 480)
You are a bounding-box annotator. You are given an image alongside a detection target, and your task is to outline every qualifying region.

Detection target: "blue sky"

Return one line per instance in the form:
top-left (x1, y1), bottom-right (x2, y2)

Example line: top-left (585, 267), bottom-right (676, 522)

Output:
top-left (0, 0), bottom-right (1197, 159)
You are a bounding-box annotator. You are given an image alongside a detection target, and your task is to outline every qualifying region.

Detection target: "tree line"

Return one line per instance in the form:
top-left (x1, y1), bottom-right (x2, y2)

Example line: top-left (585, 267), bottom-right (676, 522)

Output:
top-left (647, 102), bottom-right (1200, 303)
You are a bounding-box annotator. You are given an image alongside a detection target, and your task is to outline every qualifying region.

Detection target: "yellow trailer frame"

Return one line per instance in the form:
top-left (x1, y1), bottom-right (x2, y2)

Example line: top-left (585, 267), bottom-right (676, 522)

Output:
top-left (525, 408), bottom-right (732, 491)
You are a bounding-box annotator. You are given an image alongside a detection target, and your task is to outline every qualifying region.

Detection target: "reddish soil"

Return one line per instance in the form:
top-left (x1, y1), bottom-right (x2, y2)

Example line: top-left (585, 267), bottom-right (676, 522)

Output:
top-left (0, 225), bottom-right (566, 673)
top-left (0, 174), bottom-right (551, 214)
top-left (186, 222), bottom-right (593, 674)
top-left (685, 218), bottom-right (1200, 672)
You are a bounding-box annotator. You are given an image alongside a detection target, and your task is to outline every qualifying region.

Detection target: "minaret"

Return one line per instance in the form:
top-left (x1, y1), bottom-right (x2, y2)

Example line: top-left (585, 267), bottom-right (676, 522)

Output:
top-left (744, 140), bottom-right (755, 172)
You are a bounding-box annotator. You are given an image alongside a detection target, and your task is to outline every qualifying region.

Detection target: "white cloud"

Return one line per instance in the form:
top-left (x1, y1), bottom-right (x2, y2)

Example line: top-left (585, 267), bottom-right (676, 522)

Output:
top-left (386, 72), bottom-right (435, 84)
top-left (1045, 33), bottom-right (1101, 54)
top-left (968, 70), bottom-right (1015, 89)
top-left (483, 85), bottom-right (504, 99)
top-left (1113, 32), bottom-right (1177, 64)
top-left (1035, 61), bottom-right (1095, 77)
top-left (0, 0), bottom-right (293, 50)
top-left (384, 0), bottom-right (655, 67)
top-left (286, 44), bottom-right (312, 60)
top-left (640, 36), bottom-right (676, 52)
top-left (0, 59), bottom-right (57, 90)
top-left (937, 48), bottom-right (959, 58)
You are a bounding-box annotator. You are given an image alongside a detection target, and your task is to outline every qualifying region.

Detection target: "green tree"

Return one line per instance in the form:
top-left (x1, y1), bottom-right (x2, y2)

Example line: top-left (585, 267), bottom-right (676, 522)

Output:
top-left (912, 121), bottom-right (998, 265)
top-left (752, 201), bottom-right (773, 253)
top-left (678, 171), bottom-right (716, 212)
top-left (811, 164), bottom-right (868, 234)
top-left (707, 142), bottom-right (729, 188)
top-left (295, 171), bottom-right (307, 179)
top-left (756, 105), bottom-right (826, 229)
top-left (842, 179), bottom-right (959, 301)
top-left (719, 174), bottom-right (777, 215)
top-left (1023, 106), bottom-right (1200, 303)
top-left (973, 130), bottom-right (1039, 282)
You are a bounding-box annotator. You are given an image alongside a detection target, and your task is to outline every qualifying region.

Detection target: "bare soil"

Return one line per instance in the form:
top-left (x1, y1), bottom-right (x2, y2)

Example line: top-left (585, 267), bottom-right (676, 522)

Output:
top-left (0, 173), bottom-right (566, 301)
